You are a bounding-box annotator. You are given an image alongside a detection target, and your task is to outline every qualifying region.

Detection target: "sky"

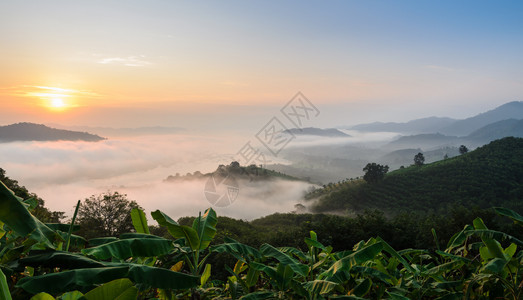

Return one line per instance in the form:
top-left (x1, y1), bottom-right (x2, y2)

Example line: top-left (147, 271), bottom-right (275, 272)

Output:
top-left (1, 0), bottom-right (522, 130)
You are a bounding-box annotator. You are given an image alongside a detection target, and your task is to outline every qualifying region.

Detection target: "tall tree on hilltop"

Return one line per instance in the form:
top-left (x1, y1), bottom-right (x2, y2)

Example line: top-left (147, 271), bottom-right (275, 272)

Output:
top-left (459, 145), bottom-right (469, 155)
top-left (414, 152), bottom-right (425, 166)
top-left (363, 163), bottom-right (389, 183)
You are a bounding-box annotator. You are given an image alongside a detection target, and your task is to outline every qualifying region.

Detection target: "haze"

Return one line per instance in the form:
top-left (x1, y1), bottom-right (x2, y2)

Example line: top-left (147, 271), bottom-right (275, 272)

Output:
top-left (0, 1), bottom-right (522, 219)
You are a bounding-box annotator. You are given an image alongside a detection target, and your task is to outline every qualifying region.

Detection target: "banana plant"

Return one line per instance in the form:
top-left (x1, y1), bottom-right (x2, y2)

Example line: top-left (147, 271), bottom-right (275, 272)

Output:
top-left (1, 182), bottom-right (199, 297)
top-left (152, 208), bottom-right (217, 276)
top-left (151, 208), bottom-right (217, 299)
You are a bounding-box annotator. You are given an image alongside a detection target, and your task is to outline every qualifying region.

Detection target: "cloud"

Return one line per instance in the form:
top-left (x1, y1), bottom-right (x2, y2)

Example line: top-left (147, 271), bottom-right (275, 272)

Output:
top-left (0, 134), bottom-right (314, 220)
top-left (0, 85), bottom-right (101, 100)
top-left (0, 133), bottom-right (316, 220)
top-left (97, 55), bottom-right (152, 67)
top-left (280, 130), bottom-right (399, 149)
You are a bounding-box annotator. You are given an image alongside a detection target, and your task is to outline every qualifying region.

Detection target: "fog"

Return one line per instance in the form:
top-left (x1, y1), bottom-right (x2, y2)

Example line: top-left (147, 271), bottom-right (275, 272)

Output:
top-left (0, 133), bottom-right (315, 221)
top-left (284, 130), bottom-right (400, 149)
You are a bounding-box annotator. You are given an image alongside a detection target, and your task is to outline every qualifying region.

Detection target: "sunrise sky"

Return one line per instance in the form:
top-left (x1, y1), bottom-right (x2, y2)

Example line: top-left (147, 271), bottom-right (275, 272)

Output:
top-left (1, 0), bottom-right (522, 129)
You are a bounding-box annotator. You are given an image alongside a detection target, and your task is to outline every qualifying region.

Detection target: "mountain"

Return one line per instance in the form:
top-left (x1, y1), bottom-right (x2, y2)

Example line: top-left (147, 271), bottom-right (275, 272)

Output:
top-left (283, 127), bottom-right (350, 137)
top-left (378, 146), bottom-right (459, 169)
top-left (0, 123), bottom-right (105, 142)
top-left (440, 101), bottom-right (523, 136)
top-left (348, 101), bottom-right (523, 137)
top-left (48, 124), bottom-right (185, 137)
top-left (309, 137), bottom-right (523, 215)
top-left (165, 161), bottom-right (302, 183)
top-left (349, 117), bottom-right (457, 134)
top-left (385, 133), bottom-right (460, 150)
top-left (467, 118), bottom-right (523, 142)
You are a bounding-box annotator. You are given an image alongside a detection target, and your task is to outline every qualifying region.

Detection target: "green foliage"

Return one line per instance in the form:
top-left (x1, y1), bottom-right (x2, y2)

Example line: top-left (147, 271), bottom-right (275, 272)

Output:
top-left (130, 208), bottom-right (149, 234)
top-left (362, 163), bottom-right (389, 183)
top-left (0, 168), bottom-right (64, 223)
top-left (83, 278), bottom-right (137, 300)
top-left (413, 152), bottom-right (425, 166)
top-left (459, 145), bottom-right (469, 154)
top-left (0, 181), bottom-right (61, 249)
top-left (312, 137), bottom-right (523, 215)
top-left (0, 268), bottom-right (12, 300)
top-left (75, 191), bottom-right (142, 240)
top-left (1, 176), bottom-right (522, 299)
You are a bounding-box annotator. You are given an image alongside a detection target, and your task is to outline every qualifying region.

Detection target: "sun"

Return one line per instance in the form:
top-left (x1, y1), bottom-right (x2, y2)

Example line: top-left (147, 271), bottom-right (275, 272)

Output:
top-left (51, 98), bottom-right (66, 108)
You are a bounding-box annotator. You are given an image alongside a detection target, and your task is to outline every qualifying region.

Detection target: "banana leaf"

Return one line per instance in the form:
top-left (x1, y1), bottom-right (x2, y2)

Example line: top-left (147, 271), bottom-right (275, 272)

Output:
top-left (0, 181), bottom-right (60, 248)
top-left (81, 238), bottom-right (174, 260)
top-left (18, 251), bottom-right (107, 269)
top-left (304, 279), bottom-right (338, 295)
top-left (321, 242), bottom-right (383, 279)
top-left (192, 208), bottom-right (217, 250)
top-left (151, 210), bottom-right (199, 251)
top-left (260, 243), bottom-right (308, 277)
top-left (211, 242), bottom-right (262, 263)
top-left (16, 266), bottom-right (130, 294)
top-left (130, 208), bottom-right (149, 234)
top-left (0, 268), bottom-right (12, 300)
top-left (493, 207), bottom-right (523, 225)
top-left (83, 278), bottom-right (137, 300)
top-left (16, 264), bottom-right (199, 294)
top-left (29, 293), bottom-right (54, 300)
top-left (87, 237), bottom-right (118, 247)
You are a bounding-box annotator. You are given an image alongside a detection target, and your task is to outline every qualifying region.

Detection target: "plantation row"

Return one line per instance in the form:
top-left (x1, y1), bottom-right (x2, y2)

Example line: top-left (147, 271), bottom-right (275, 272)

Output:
top-left (310, 137), bottom-right (523, 214)
top-left (1, 181), bottom-right (522, 299)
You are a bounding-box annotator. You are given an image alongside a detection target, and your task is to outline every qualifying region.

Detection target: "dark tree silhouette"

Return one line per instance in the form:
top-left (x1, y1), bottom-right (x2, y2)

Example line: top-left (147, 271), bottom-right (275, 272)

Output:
top-left (414, 152), bottom-right (425, 166)
top-left (76, 191), bottom-right (142, 239)
top-left (459, 145), bottom-right (469, 155)
top-left (363, 163), bottom-right (389, 183)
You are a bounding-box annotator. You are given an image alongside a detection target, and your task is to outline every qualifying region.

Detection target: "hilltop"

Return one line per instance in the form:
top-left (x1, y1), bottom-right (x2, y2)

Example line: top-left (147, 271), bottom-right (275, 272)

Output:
top-left (309, 137), bottom-right (523, 215)
top-left (283, 127), bottom-right (350, 137)
top-left (0, 123), bottom-right (105, 142)
top-left (349, 116), bottom-right (456, 134)
top-left (440, 101), bottom-right (523, 136)
top-left (164, 161), bottom-right (303, 183)
top-left (348, 101), bottom-right (523, 137)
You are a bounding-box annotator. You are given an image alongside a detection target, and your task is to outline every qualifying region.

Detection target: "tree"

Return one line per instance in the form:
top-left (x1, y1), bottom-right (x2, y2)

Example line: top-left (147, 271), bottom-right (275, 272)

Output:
top-left (414, 152), bottom-right (425, 166)
top-left (76, 191), bottom-right (142, 239)
top-left (363, 163), bottom-right (389, 183)
top-left (459, 145), bottom-right (469, 155)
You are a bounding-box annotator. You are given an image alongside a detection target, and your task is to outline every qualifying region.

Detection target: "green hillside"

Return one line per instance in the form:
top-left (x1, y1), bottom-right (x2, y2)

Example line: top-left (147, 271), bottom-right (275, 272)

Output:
top-left (310, 137), bottom-right (523, 214)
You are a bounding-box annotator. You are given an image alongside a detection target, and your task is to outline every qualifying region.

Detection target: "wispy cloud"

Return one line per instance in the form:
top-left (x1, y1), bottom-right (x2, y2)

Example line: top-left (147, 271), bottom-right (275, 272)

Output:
top-left (97, 55), bottom-right (152, 67)
top-left (0, 85), bottom-right (100, 99)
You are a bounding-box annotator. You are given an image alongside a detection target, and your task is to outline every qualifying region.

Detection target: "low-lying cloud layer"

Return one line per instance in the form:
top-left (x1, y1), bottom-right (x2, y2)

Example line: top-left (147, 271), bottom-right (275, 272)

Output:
top-left (0, 133), bottom-right (313, 221)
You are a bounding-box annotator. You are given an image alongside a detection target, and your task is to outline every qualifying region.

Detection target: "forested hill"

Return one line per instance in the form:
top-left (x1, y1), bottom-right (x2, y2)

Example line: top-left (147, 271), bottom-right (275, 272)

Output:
top-left (310, 137), bottom-right (523, 215)
top-left (0, 122), bottom-right (105, 142)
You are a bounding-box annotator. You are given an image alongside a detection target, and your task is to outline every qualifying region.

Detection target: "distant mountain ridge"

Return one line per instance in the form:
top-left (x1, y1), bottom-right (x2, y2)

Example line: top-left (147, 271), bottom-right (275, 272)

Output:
top-left (349, 117), bottom-right (456, 134)
top-left (348, 101), bottom-right (523, 137)
top-left (440, 101), bottom-right (523, 136)
top-left (466, 118), bottom-right (523, 141)
top-left (0, 123), bottom-right (105, 142)
top-left (283, 127), bottom-right (350, 137)
top-left (49, 124), bottom-right (185, 137)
